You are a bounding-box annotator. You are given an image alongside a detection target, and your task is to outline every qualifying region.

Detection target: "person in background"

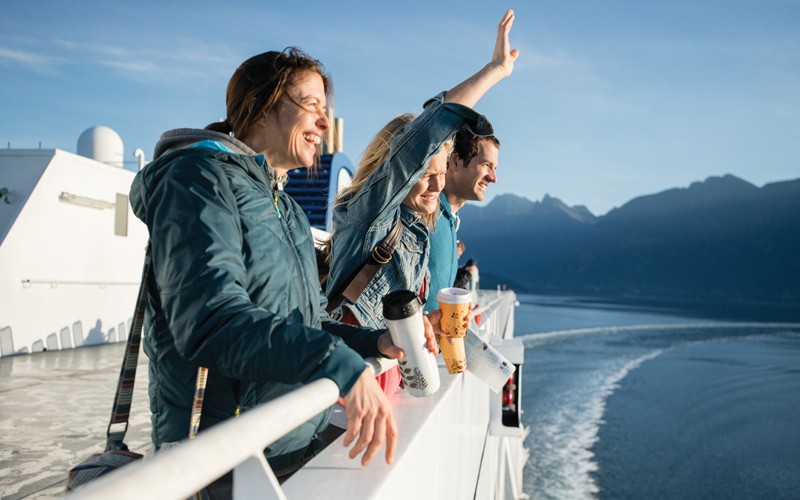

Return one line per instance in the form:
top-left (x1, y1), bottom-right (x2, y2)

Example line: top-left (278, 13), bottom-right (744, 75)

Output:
top-left (326, 10), bottom-right (518, 396)
top-left (425, 128), bottom-right (500, 312)
top-left (451, 240), bottom-right (474, 289)
top-left (130, 48), bottom-right (407, 492)
top-left (454, 258), bottom-right (479, 290)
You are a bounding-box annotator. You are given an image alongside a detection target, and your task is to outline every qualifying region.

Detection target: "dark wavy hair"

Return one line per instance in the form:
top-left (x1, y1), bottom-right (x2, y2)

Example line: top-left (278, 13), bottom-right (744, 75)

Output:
top-left (205, 47), bottom-right (331, 140)
top-left (451, 128), bottom-right (500, 165)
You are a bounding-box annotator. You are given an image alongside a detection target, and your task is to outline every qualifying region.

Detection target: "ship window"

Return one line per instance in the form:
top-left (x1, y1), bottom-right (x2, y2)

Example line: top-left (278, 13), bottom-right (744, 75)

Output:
top-left (72, 321), bottom-right (84, 347)
top-left (46, 333), bottom-right (59, 351)
top-left (0, 327), bottom-right (13, 356)
top-left (115, 193), bottom-right (128, 236)
top-left (60, 327), bottom-right (72, 349)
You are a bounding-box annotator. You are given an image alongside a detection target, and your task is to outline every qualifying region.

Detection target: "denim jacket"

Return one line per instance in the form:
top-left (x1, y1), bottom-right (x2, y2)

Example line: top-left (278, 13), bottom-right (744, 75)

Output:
top-left (326, 94), bottom-right (493, 328)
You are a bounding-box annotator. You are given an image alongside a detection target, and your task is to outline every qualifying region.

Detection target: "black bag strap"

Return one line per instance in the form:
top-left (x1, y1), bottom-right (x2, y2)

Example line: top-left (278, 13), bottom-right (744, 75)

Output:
top-left (105, 243), bottom-right (151, 449)
top-left (103, 242), bottom-right (216, 452)
top-left (326, 219), bottom-right (403, 313)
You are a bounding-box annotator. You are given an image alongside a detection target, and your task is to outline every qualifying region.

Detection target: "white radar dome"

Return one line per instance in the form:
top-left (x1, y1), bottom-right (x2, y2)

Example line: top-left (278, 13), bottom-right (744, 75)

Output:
top-left (77, 126), bottom-right (124, 168)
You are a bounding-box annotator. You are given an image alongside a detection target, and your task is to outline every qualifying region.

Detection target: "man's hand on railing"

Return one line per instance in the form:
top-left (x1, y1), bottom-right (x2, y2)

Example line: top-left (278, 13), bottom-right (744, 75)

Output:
top-left (421, 314), bottom-right (440, 355)
top-left (423, 308), bottom-right (470, 347)
top-left (342, 368), bottom-right (398, 466)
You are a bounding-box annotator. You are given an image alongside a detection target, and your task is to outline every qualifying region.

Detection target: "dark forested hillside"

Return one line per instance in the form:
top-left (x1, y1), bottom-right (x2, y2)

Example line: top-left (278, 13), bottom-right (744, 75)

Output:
top-left (457, 175), bottom-right (800, 306)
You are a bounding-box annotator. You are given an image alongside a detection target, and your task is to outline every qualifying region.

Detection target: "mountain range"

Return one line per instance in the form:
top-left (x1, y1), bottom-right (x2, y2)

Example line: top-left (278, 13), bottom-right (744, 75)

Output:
top-left (457, 174), bottom-right (800, 309)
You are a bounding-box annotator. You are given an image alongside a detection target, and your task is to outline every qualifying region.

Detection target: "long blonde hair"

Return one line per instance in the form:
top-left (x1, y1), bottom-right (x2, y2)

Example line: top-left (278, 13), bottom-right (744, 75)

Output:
top-left (322, 115), bottom-right (416, 288)
top-left (336, 113), bottom-right (452, 228)
top-left (335, 114), bottom-right (415, 208)
top-left (320, 114), bottom-right (451, 287)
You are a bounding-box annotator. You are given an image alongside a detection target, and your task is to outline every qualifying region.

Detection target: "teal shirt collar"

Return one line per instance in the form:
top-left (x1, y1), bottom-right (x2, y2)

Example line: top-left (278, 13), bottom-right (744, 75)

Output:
top-left (439, 192), bottom-right (454, 218)
top-left (438, 192), bottom-right (459, 230)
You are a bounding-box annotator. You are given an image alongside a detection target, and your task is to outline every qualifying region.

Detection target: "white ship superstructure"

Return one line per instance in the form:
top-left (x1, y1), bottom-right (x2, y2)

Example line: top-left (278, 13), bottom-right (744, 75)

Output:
top-left (0, 127), bottom-right (149, 357)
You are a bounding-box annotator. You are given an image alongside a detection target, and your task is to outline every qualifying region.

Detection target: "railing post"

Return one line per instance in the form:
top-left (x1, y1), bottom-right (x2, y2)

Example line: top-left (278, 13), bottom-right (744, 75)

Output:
top-left (233, 454), bottom-right (286, 500)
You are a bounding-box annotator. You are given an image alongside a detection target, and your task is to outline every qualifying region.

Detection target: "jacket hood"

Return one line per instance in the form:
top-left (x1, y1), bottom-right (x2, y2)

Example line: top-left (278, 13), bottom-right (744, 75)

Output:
top-left (153, 128), bottom-right (258, 159)
top-left (131, 128), bottom-right (269, 224)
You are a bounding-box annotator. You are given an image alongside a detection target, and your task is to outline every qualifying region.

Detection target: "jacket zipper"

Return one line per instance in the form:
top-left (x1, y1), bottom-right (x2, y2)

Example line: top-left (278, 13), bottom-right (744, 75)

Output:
top-left (273, 191), bottom-right (313, 310)
top-left (273, 192), bottom-right (282, 219)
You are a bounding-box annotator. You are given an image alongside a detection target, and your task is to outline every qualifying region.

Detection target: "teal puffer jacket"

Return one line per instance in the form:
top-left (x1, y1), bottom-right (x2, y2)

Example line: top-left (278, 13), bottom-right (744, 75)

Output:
top-left (129, 130), bottom-right (379, 458)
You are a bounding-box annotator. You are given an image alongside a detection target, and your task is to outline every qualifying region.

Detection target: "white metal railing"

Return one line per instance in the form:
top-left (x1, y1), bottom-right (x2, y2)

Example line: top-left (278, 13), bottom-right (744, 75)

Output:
top-left (68, 378), bottom-right (340, 500)
top-left (68, 290), bottom-right (521, 500)
top-left (473, 290), bottom-right (517, 340)
top-left (20, 279), bottom-right (139, 288)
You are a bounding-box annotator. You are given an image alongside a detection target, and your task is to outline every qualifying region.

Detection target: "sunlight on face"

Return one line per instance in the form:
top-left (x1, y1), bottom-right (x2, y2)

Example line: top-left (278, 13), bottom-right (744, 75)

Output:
top-left (403, 149), bottom-right (447, 214)
top-left (260, 71), bottom-right (330, 174)
top-left (450, 139), bottom-right (499, 202)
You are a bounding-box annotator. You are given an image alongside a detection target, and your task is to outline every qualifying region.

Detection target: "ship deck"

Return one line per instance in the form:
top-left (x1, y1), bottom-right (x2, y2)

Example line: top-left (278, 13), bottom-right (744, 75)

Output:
top-left (2, 291), bottom-right (523, 500)
top-left (0, 343), bottom-right (152, 500)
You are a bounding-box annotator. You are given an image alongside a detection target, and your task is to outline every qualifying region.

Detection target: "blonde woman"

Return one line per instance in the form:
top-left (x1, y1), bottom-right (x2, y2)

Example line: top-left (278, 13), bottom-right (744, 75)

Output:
top-left (326, 10), bottom-right (518, 396)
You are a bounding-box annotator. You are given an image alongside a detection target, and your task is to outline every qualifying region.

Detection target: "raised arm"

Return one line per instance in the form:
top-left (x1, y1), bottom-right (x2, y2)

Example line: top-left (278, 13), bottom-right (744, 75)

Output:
top-left (445, 9), bottom-right (519, 107)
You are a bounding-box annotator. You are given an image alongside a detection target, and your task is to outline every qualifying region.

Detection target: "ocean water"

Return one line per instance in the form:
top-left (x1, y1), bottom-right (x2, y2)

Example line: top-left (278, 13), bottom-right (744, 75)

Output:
top-left (515, 294), bottom-right (800, 499)
top-left (3, 294), bottom-right (798, 499)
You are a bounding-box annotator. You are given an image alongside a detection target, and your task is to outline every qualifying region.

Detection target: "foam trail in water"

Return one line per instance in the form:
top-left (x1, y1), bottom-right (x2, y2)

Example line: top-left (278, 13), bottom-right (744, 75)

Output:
top-left (530, 350), bottom-right (664, 499)
top-left (523, 323), bottom-right (800, 498)
top-left (519, 322), bottom-right (800, 348)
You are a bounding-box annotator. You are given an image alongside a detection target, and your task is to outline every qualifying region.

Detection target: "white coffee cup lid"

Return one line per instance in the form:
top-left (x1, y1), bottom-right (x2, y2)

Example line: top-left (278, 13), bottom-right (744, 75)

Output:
top-left (436, 287), bottom-right (471, 304)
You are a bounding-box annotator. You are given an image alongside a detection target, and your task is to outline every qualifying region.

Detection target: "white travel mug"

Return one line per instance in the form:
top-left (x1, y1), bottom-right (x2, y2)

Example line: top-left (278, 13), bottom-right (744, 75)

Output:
top-left (382, 290), bottom-right (441, 397)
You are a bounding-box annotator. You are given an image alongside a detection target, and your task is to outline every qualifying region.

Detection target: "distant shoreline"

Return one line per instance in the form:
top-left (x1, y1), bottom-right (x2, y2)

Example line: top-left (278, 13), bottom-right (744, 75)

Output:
top-left (482, 271), bottom-right (800, 322)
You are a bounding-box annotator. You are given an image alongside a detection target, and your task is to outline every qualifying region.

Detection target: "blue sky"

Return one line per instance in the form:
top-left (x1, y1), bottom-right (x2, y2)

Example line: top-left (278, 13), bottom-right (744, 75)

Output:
top-left (2, 0), bottom-right (798, 215)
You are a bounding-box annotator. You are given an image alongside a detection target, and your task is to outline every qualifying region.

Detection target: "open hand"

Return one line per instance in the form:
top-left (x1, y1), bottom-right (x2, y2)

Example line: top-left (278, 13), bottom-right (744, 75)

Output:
top-left (491, 9), bottom-right (520, 78)
top-left (442, 9), bottom-right (520, 107)
top-left (342, 367), bottom-right (398, 466)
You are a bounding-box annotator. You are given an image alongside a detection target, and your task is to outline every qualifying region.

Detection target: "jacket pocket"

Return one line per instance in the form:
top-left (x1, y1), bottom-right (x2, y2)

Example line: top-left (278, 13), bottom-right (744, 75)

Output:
top-left (396, 231), bottom-right (424, 276)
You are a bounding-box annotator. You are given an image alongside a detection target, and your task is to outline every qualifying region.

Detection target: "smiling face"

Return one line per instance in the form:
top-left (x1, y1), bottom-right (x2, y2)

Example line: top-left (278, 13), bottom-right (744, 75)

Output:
top-left (402, 149), bottom-right (448, 215)
top-left (246, 70), bottom-right (330, 175)
top-left (446, 138), bottom-right (499, 205)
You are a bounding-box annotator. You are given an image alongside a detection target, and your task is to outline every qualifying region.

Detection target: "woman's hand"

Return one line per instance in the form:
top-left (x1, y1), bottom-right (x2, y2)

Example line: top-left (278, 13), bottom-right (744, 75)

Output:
top-left (444, 9), bottom-right (520, 107)
top-left (422, 313), bottom-right (440, 355)
top-left (377, 331), bottom-right (404, 359)
top-left (376, 314), bottom-right (440, 357)
top-left (491, 9), bottom-right (519, 78)
top-left (342, 368), bottom-right (398, 466)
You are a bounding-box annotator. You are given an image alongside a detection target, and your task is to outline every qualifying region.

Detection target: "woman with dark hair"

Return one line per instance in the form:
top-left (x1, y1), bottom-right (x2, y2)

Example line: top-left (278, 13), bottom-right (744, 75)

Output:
top-left (129, 48), bottom-right (402, 485)
top-left (325, 10), bottom-right (518, 396)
